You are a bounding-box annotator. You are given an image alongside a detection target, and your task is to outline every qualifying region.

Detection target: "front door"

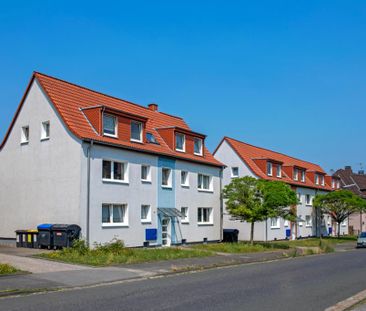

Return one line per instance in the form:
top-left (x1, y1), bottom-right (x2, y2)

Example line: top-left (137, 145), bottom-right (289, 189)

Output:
top-left (161, 217), bottom-right (171, 246)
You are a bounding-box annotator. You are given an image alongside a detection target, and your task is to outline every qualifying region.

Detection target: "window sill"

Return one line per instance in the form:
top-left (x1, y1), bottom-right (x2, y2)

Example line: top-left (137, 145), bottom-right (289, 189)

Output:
top-left (20, 141), bottom-right (29, 145)
top-left (141, 179), bottom-right (152, 184)
top-left (306, 204), bottom-right (313, 207)
top-left (104, 133), bottom-right (118, 138)
top-left (161, 185), bottom-right (173, 189)
top-left (181, 221), bottom-right (189, 224)
top-left (102, 179), bottom-right (129, 185)
top-left (198, 189), bottom-right (214, 193)
top-left (270, 226), bottom-right (280, 230)
top-left (194, 152), bottom-right (203, 156)
top-left (305, 225), bottom-right (312, 228)
top-left (141, 220), bottom-right (152, 224)
top-left (102, 223), bottom-right (129, 228)
top-left (231, 175), bottom-right (239, 179)
top-left (130, 138), bottom-right (143, 144)
top-left (40, 137), bottom-right (50, 141)
top-left (198, 223), bottom-right (214, 226)
top-left (181, 184), bottom-right (190, 188)
top-left (175, 149), bottom-right (186, 153)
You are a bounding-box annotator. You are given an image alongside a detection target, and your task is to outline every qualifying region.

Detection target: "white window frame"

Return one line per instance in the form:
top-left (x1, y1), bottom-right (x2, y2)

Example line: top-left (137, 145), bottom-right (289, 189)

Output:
top-left (276, 164), bottom-right (282, 178)
top-left (341, 219), bottom-right (347, 227)
top-left (321, 175), bottom-right (325, 186)
top-left (305, 215), bottom-right (312, 227)
top-left (197, 173), bottom-right (213, 192)
top-left (197, 207), bottom-right (213, 225)
top-left (102, 203), bottom-right (128, 227)
top-left (231, 167), bottom-right (239, 178)
top-left (267, 162), bottom-right (273, 176)
top-left (331, 179), bottom-right (335, 189)
top-left (41, 121), bottom-right (50, 140)
top-left (102, 160), bottom-right (129, 184)
top-left (270, 217), bottom-right (280, 229)
top-left (297, 193), bottom-right (302, 204)
top-left (175, 133), bottom-right (185, 152)
top-left (294, 168), bottom-right (299, 181)
top-left (301, 170), bottom-right (306, 182)
top-left (161, 167), bottom-right (172, 188)
top-left (284, 220), bottom-right (289, 227)
top-left (181, 207), bottom-right (189, 224)
top-left (21, 126), bottom-right (29, 144)
top-left (336, 181), bottom-right (340, 189)
top-left (103, 114), bottom-right (117, 138)
top-left (141, 165), bottom-right (151, 183)
top-left (181, 170), bottom-right (189, 187)
top-left (194, 137), bottom-right (203, 156)
top-left (141, 205), bottom-right (151, 223)
top-left (130, 121), bottom-right (143, 143)
top-left (305, 194), bottom-right (312, 206)
top-left (315, 174), bottom-right (319, 185)
top-left (299, 215), bottom-right (303, 227)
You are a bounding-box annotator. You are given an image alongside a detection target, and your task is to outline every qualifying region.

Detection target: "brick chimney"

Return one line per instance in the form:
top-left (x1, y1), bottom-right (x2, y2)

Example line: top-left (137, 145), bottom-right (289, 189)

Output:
top-left (148, 103), bottom-right (158, 111)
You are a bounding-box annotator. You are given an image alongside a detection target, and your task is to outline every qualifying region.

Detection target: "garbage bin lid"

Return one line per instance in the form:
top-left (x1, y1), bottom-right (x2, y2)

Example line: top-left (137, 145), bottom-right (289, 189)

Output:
top-left (37, 223), bottom-right (53, 230)
top-left (52, 224), bottom-right (81, 231)
top-left (26, 230), bottom-right (38, 233)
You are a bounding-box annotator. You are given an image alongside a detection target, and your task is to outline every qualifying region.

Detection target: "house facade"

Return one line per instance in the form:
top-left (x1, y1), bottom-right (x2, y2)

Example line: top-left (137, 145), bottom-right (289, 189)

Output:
top-left (333, 166), bottom-right (366, 235)
top-left (214, 137), bottom-right (346, 241)
top-left (0, 72), bottom-right (223, 247)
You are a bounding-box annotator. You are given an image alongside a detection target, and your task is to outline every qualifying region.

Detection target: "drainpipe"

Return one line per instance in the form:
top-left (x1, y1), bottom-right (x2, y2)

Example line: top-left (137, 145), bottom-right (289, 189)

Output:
top-left (220, 167), bottom-right (224, 241)
top-left (86, 140), bottom-right (93, 247)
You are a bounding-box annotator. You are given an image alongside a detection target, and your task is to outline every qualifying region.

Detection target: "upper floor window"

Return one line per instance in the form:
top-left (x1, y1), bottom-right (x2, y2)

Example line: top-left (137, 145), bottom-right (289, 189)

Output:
top-left (301, 170), bottom-right (306, 182)
top-left (267, 162), bottom-right (272, 176)
top-left (331, 179), bottom-right (335, 189)
top-left (41, 121), bottom-right (50, 140)
top-left (297, 193), bottom-right (302, 204)
top-left (21, 126), bottom-right (29, 144)
top-left (162, 168), bottom-right (172, 188)
top-left (320, 175), bottom-right (325, 186)
top-left (175, 133), bottom-right (185, 152)
top-left (276, 164), bottom-right (282, 178)
top-left (231, 167), bottom-right (239, 178)
top-left (102, 160), bottom-right (127, 182)
top-left (181, 207), bottom-right (189, 223)
top-left (141, 205), bottom-right (151, 223)
top-left (131, 121), bottom-right (142, 142)
top-left (336, 180), bottom-right (340, 189)
top-left (141, 165), bottom-right (151, 182)
top-left (315, 174), bottom-right (319, 185)
top-left (146, 132), bottom-right (159, 144)
top-left (181, 170), bottom-right (189, 187)
top-left (103, 114), bottom-right (117, 137)
top-left (294, 168), bottom-right (299, 181)
top-left (194, 138), bottom-right (203, 156)
top-left (305, 215), bottom-right (312, 227)
top-left (305, 194), bottom-right (312, 205)
top-left (198, 173), bottom-right (212, 191)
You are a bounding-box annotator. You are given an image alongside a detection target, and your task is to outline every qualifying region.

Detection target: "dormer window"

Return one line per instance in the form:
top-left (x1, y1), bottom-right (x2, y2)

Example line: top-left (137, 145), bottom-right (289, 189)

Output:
top-left (294, 168), bottom-right (299, 181)
top-left (175, 133), bottom-right (185, 152)
top-left (315, 174), bottom-right (319, 185)
top-left (131, 121), bottom-right (142, 142)
top-left (103, 114), bottom-right (117, 137)
top-left (301, 170), bottom-right (306, 182)
top-left (336, 180), bottom-right (340, 189)
top-left (146, 132), bottom-right (159, 144)
top-left (331, 179), bottom-right (335, 189)
top-left (276, 164), bottom-right (282, 178)
top-left (267, 162), bottom-right (273, 176)
top-left (321, 175), bottom-right (325, 186)
top-left (194, 138), bottom-right (203, 156)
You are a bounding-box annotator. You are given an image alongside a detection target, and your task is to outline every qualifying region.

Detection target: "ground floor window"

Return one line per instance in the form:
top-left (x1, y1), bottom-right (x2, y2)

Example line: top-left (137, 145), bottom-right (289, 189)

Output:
top-left (102, 204), bottom-right (127, 226)
top-left (198, 207), bottom-right (212, 224)
top-left (305, 215), bottom-right (312, 227)
top-left (141, 205), bottom-right (151, 223)
top-left (270, 217), bottom-right (280, 229)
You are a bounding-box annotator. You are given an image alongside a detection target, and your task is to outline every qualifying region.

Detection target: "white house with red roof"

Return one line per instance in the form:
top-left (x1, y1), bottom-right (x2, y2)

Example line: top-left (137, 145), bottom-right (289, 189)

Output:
top-left (0, 72), bottom-right (223, 247)
top-left (214, 137), bottom-right (346, 241)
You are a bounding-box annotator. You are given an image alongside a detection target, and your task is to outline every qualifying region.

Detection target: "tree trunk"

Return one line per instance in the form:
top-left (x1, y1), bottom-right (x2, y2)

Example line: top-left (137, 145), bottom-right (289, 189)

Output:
top-left (250, 222), bottom-right (255, 245)
top-left (337, 222), bottom-right (341, 238)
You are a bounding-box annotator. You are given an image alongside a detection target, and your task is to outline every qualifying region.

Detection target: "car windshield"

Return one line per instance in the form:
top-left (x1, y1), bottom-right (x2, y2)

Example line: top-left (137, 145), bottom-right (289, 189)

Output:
top-left (360, 232), bottom-right (366, 238)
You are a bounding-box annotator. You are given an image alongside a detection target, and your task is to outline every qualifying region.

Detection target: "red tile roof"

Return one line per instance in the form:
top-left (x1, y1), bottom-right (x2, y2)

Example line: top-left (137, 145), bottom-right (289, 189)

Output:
top-left (215, 137), bottom-right (333, 190)
top-left (1, 72), bottom-right (223, 167)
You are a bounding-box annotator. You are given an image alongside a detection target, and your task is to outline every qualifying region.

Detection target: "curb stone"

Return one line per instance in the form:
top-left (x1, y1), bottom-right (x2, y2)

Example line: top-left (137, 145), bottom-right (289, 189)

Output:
top-left (325, 289), bottom-right (366, 311)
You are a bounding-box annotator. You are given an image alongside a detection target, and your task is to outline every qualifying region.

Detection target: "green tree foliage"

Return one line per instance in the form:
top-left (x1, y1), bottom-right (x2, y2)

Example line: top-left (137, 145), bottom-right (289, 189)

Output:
top-left (223, 177), bottom-right (298, 244)
top-left (314, 190), bottom-right (366, 237)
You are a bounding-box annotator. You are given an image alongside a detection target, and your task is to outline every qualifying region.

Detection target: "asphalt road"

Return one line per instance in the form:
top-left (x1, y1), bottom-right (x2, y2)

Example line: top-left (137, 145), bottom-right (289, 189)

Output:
top-left (2, 250), bottom-right (366, 311)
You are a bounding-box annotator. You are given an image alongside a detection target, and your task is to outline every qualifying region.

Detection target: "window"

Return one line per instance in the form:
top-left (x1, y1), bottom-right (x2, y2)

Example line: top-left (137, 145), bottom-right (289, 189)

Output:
top-left (41, 121), bottom-right (50, 140)
top-left (331, 179), bottom-right (335, 189)
top-left (131, 121), bottom-right (142, 142)
top-left (21, 126), bottom-right (29, 144)
top-left (276, 164), bottom-right (282, 178)
top-left (175, 133), bottom-right (185, 152)
top-left (141, 165), bottom-right (151, 182)
top-left (181, 171), bottom-right (189, 187)
top-left (341, 219), bottom-right (347, 227)
top-left (301, 170), bottom-right (306, 182)
top-left (270, 217), bottom-right (280, 229)
top-left (198, 174), bottom-right (212, 191)
top-left (231, 167), bottom-right (239, 178)
top-left (102, 160), bottom-right (127, 182)
top-left (321, 175), bottom-right (325, 186)
top-left (162, 168), bottom-right (172, 187)
top-left (194, 138), bottom-right (203, 155)
top-left (305, 215), bottom-right (312, 227)
top-left (284, 220), bottom-right (289, 227)
top-left (146, 132), bottom-right (159, 144)
top-left (267, 162), bottom-right (273, 176)
top-left (102, 204), bottom-right (127, 226)
top-left (141, 205), bottom-right (151, 223)
top-left (294, 168), bottom-right (299, 181)
top-left (103, 114), bottom-right (117, 137)
top-left (336, 181), bottom-right (340, 189)
top-left (181, 207), bottom-right (189, 223)
top-left (297, 193), bottom-right (302, 204)
top-left (315, 174), bottom-right (319, 185)
top-left (197, 207), bottom-right (212, 224)
top-left (305, 194), bottom-right (312, 205)
top-left (299, 215), bottom-right (303, 227)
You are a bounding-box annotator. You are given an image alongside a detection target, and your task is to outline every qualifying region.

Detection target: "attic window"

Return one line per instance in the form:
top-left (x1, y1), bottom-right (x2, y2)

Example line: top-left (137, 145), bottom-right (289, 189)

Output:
top-left (103, 114), bottom-right (117, 137)
top-left (267, 162), bottom-right (272, 176)
top-left (194, 138), bottom-right (203, 156)
top-left (131, 121), bottom-right (142, 142)
top-left (21, 126), bottom-right (29, 144)
top-left (175, 133), bottom-right (185, 152)
top-left (146, 133), bottom-right (159, 144)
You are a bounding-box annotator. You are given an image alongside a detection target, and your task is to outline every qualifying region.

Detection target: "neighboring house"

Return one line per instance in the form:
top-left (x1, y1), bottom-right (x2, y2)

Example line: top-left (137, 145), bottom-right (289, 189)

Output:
top-left (214, 137), bottom-right (346, 241)
top-left (333, 166), bottom-right (366, 235)
top-left (0, 72), bottom-right (223, 247)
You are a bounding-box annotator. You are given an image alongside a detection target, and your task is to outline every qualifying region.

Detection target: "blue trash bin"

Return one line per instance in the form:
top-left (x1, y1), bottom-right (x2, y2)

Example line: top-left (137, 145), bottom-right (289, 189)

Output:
top-left (37, 224), bottom-right (54, 249)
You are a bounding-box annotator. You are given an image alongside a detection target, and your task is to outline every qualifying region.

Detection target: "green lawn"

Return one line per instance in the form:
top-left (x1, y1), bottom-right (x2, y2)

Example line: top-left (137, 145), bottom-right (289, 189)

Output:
top-left (191, 241), bottom-right (290, 253)
top-left (271, 236), bottom-right (357, 248)
top-left (0, 263), bottom-right (18, 275)
top-left (38, 240), bottom-right (213, 266)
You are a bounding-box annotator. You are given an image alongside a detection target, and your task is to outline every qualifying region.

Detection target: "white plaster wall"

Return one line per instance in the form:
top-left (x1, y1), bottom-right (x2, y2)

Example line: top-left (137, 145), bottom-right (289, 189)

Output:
top-left (175, 160), bottom-right (221, 243)
top-left (0, 80), bottom-right (82, 238)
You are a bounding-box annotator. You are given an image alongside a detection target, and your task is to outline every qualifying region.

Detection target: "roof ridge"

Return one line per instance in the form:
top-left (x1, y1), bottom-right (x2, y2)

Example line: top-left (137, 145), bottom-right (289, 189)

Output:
top-left (33, 71), bottom-right (184, 121)
top-left (225, 136), bottom-right (323, 169)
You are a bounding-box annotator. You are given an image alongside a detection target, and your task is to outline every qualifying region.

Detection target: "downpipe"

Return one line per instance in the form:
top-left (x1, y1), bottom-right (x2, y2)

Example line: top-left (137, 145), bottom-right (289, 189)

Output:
top-left (86, 140), bottom-right (93, 247)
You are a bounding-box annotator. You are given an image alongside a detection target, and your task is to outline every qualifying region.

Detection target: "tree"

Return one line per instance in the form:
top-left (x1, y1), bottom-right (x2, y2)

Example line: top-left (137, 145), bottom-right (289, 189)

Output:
top-left (313, 190), bottom-right (366, 237)
top-left (223, 177), bottom-right (298, 244)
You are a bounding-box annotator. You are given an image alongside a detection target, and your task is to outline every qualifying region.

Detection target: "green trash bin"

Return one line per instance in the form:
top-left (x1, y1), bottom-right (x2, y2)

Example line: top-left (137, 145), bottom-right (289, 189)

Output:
top-left (15, 230), bottom-right (27, 248)
top-left (25, 230), bottom-right (38, 248)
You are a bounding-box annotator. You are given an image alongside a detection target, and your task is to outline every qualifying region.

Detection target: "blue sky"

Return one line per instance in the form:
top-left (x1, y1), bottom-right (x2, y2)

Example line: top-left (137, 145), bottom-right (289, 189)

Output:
top-left (0, 1), bottom-right (365, 172)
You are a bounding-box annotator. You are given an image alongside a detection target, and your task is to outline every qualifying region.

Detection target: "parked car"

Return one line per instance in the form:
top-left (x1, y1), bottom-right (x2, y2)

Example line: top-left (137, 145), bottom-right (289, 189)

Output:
top-left (356, 232), bottom-right (366, 248)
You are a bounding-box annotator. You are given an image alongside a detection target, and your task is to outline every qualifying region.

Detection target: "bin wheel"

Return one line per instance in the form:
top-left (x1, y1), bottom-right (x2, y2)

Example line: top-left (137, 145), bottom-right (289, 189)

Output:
top-left (53, 246), bottom-right (57, 250)
top-left (38, 245), bottom-right (41, 249)
top-left (47, 246), bottom-right (51, 250)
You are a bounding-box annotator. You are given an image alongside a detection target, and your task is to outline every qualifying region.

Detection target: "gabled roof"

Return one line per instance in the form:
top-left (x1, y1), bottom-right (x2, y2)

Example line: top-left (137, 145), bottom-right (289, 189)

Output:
top-left (1, 72), bottom-right (223, 167)
top-left (334, 167), bottom-right (366, 199)
top-left (215, 136), bottom-right (333, 190)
